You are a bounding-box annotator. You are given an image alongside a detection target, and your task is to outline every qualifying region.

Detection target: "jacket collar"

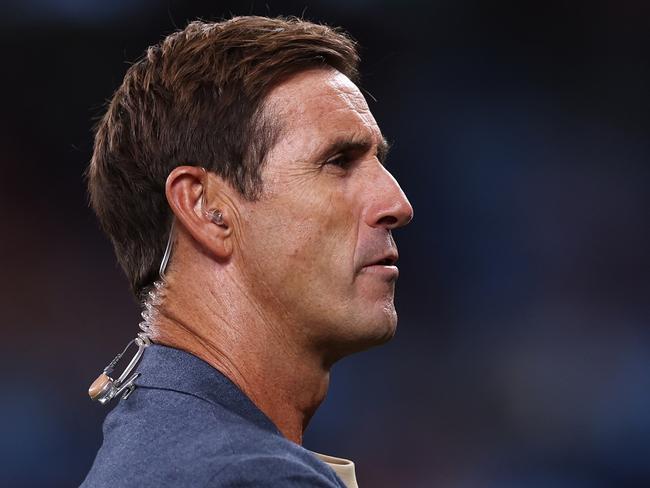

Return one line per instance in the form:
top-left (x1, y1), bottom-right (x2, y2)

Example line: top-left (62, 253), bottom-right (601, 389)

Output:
top-left (133, 343), bottom-right (281, 436)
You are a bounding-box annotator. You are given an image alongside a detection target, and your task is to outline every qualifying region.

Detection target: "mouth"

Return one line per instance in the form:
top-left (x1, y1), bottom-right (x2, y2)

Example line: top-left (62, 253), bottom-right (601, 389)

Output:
top-left (369, 250), bottom-right (399, 267)
top-left (360, 251), bottom-right (400, 278)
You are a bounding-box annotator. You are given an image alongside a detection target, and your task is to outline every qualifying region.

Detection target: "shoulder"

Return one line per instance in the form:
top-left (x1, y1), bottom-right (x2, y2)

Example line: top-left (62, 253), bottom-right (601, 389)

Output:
top-left (208, 453), bottom-right (343, 488)
top-left (83, 387), bottom-right (342, 487)
top-left (101, 386), bottom-right (242, 453)
top-left (83, 388), bottom-right (255, 486)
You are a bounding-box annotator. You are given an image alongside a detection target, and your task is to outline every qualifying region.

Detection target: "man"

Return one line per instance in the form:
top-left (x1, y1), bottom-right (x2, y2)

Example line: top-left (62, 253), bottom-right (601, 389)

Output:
top-left (82, 16), bottom-right (412, 487)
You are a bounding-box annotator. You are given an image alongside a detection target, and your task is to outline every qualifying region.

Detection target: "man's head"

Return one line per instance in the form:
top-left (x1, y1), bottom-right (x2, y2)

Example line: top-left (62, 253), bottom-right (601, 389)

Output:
top-left (89, 16), bottom-right (359, 296)
top-left (229, 68), bottom-right (413, 358)
top-left (89, 16), bottom-right (412, 358)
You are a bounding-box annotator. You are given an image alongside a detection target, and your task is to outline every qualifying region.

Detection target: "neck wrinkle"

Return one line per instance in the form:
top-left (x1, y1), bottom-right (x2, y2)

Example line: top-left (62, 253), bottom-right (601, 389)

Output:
top-left (148, 275), bottom-right (332, 446)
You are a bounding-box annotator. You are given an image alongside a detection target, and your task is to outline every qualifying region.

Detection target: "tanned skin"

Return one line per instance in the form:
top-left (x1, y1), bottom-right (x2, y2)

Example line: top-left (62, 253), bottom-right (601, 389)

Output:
top-left (150, 68), bottom-right (413, 445)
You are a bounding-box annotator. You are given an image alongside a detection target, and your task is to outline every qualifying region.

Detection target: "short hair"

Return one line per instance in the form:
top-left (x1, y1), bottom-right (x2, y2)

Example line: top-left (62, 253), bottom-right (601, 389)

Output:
top-left (88, 16), bottom-right (359, 298)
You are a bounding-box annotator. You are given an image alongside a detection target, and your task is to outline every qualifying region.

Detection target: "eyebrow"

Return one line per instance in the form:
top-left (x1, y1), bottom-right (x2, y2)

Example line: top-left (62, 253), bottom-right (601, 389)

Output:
top-left (317, 134), bottom-right (391, 165)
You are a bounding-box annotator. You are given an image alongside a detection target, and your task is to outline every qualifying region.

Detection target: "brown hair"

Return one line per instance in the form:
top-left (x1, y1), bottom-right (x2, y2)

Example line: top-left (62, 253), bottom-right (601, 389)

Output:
top-left (87, 16), bottom-right (359, 298)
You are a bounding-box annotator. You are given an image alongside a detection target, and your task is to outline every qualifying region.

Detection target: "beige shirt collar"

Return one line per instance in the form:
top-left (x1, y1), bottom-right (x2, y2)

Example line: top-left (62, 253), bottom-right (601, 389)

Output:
top-left (310, 451), bottom-right (359, 488)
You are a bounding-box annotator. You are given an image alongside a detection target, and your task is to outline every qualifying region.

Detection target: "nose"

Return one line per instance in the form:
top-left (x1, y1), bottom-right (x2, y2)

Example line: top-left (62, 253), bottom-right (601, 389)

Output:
top-left (365, 165), bottom-right (414, 230)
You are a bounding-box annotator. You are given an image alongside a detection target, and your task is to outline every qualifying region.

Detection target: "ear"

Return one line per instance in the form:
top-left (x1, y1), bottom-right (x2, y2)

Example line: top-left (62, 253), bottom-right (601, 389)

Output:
top-left (165, 166), bottom-right (235, 260)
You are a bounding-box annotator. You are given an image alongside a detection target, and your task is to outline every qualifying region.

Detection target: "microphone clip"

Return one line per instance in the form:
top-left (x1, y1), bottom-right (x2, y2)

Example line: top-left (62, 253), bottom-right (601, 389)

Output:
top-left (88, 332), bottom-right (151, 405)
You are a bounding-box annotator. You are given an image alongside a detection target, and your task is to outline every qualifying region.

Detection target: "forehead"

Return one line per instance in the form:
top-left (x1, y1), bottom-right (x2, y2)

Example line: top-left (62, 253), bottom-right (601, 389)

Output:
top-left (264, 68), bottom-right (382, 147)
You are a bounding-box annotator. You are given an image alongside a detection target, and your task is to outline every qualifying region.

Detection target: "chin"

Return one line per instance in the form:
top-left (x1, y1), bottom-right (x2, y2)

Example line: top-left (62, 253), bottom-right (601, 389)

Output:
top-left (369, 305), bottom-right (399, 344)
top-left (337, 304), bottom-right (398, 356)
top-left (314, 294), bottom-right (399, 363)
top-left (352, 281), bottom-right (399, 343)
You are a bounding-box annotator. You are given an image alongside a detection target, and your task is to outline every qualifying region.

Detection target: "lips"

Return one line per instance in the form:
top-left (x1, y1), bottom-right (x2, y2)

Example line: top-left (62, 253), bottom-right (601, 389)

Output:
top-left (364, 250), bottom-right (399, 268)
top-left (359, 250), bottom-right (400, 279)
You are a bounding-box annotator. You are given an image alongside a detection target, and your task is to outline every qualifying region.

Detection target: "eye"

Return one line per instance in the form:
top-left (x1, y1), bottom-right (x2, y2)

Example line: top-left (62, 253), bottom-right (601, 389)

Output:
top-left (324, 153), bottom-right (352, 169)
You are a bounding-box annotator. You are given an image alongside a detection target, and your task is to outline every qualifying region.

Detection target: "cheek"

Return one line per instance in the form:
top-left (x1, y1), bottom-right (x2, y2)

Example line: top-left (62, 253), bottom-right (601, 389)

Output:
top-left (275, 204), bottom-right (358, 283)
top-left (286, 209), bottom-right (356, 273)
top-left (240, 177), bottom-right (361, 288)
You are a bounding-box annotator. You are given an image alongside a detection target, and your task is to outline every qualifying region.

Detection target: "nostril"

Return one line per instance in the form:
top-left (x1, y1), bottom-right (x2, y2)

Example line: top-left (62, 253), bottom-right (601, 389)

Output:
top-left (377, 215), bottom-right (398, 227)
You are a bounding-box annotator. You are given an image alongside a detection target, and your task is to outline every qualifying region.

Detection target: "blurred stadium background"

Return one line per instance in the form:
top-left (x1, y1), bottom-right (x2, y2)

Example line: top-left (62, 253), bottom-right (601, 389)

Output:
top-left (1, 1), bottom-right (649, 486)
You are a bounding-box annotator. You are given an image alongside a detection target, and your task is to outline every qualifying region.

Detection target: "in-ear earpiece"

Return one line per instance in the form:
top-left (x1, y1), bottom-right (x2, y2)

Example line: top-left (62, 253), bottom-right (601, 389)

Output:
top-left (199, 183), bottom-right (224, 226)
top-left (207, 209), bottom-right (224, 226)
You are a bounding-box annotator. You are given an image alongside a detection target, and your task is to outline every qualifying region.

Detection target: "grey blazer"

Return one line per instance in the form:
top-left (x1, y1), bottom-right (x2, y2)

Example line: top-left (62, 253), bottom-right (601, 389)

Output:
top-left (81, 344), bottom-right (346, 487)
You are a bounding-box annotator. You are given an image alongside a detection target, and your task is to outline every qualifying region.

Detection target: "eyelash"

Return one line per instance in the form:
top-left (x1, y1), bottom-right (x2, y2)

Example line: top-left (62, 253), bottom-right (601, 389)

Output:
top-left (325, 153), bottom-right (352, 168)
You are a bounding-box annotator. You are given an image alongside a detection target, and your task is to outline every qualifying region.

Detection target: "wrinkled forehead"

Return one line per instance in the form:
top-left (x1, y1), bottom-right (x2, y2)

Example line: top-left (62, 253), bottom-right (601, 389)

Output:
top-left (264, 68), bottom-right (382, 145)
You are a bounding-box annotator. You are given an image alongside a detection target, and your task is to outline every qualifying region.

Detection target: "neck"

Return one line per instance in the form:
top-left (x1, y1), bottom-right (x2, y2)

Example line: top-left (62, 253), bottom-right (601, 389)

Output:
top-left (148, 271), bottom-right (331, 445)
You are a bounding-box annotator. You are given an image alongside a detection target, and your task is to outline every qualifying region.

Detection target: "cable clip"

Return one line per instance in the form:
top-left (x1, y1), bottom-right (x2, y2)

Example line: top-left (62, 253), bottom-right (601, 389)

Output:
top-left (88, 332), bottom-right (151, 405)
